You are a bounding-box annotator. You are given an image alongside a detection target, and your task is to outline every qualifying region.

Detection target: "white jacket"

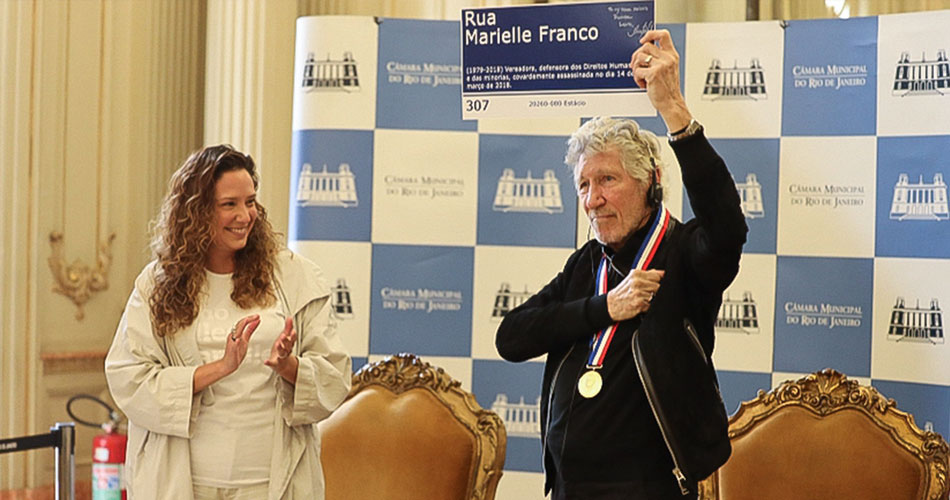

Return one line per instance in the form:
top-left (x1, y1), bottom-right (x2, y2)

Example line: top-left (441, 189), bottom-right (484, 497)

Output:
top-left (105, 251), bottom-right (352, 499)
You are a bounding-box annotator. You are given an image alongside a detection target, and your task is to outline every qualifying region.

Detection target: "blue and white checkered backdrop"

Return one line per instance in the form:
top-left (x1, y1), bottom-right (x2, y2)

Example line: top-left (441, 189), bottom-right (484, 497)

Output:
top-left (288, 13), bottom-right (950, 498)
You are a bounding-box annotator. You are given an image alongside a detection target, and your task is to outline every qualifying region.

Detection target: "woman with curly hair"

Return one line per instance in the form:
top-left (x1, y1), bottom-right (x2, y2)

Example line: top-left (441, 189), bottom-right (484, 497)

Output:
top-left (106, 144), bottom-right (351, 500)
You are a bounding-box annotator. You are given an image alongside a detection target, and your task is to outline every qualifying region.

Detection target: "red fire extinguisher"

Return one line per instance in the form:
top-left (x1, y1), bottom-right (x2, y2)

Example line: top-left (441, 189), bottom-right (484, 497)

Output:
top-left (67, 394), bottom-right (127, 500)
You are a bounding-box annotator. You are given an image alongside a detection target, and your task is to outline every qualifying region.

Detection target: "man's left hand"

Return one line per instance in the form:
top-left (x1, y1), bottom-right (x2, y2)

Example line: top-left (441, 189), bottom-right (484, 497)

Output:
top-left (629, 29), bottom-right (692, 133)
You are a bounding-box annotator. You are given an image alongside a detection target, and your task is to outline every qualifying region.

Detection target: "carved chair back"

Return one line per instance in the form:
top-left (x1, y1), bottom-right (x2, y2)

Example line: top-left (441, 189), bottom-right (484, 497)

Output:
top-left (699, 369), bottom-right (949, 500)
top-left (318, 353), bottom-right (507, 500)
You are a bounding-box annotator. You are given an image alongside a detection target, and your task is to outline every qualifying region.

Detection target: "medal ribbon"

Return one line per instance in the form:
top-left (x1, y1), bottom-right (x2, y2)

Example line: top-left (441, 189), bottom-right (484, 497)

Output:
top-left (586, 203), bottom-right (671, 368)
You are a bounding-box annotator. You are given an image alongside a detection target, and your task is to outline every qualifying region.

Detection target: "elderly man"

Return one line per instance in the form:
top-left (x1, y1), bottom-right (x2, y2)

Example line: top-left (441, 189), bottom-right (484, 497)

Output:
top-left (495, 30), bottom-right (748, 500)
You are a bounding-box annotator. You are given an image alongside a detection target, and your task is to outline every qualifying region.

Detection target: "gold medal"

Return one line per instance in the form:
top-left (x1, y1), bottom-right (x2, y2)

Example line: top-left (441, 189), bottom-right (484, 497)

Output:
top-left (577, 370), bottom-right (603, 398)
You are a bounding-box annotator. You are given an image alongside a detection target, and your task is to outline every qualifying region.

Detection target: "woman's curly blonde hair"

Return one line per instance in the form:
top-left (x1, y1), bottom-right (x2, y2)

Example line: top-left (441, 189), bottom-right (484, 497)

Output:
top-left (148, 144), bottom-right (281, 337)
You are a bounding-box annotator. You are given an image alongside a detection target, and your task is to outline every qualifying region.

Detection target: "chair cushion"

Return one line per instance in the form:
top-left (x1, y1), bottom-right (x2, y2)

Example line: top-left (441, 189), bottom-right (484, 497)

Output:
top-left (718, 406), bottom-right (923, 500)
top-left (319, 386), bottom-right (476, 500)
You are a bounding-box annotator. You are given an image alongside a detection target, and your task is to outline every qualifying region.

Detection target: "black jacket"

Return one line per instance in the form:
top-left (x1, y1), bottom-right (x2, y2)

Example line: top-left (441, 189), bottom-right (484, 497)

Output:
top-left (495, 130), bottom-right (747, 496)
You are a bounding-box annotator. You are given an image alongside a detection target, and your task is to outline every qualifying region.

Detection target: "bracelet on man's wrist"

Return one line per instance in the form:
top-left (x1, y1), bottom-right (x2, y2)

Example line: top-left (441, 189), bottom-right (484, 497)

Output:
top-left (668, 123), bottom-right (690, 136)
top-left (667, 118), bottom-right (702, 142)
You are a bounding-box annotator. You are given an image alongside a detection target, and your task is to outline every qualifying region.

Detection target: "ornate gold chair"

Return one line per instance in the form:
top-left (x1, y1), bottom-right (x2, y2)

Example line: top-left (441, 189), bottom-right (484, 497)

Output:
top-left (318, 353), bottom-right (507, 500)
top-left (699, 369), bottom-right (950, 500)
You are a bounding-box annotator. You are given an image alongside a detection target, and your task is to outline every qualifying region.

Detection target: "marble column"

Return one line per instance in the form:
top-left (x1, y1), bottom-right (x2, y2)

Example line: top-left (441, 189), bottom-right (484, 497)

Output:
top-left (0, 0), bottom-right (206, 487)
top-left (203, 0), bottom-right (297, 235)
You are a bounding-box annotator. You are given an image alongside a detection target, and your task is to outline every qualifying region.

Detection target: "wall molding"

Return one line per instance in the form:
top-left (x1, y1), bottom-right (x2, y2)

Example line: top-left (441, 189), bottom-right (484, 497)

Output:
top-left (40, 350), bottom-right (108, 376)
top-left (47, 231), bottom-right (116, 320)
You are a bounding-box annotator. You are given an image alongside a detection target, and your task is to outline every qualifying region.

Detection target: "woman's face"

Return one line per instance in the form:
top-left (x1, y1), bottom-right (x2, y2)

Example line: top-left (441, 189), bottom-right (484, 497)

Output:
top-left (208, 168), bottom-right (258, 264)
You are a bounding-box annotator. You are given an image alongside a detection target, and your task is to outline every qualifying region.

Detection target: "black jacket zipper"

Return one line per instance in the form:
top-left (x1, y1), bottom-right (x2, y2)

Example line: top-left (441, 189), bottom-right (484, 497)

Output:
top-left (632, 328), bottom-right (692, 496)
top-left (542, 344), bottom-right (574, 481)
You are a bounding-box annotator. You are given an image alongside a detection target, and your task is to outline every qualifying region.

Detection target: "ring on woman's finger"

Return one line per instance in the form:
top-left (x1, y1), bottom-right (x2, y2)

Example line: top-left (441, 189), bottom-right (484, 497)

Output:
top-left (644, 55), bottom-right (653, 66)
top-left (230, 327), bottom-right (238, 341)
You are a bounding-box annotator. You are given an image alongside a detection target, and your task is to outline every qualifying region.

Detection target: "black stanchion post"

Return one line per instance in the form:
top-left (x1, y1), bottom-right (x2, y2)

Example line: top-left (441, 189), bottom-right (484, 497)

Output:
top-left (52, 422), bottom-right (75, 500)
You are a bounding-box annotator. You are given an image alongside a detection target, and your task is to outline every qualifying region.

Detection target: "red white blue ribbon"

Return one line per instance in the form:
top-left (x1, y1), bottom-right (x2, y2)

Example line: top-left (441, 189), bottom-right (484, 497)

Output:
top-left (586, 203), bottom-right (671, 368)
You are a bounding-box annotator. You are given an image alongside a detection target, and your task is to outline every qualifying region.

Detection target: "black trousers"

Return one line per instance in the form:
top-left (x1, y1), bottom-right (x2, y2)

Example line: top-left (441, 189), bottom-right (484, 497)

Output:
top-left (551, 475), bottom-right (698, 500)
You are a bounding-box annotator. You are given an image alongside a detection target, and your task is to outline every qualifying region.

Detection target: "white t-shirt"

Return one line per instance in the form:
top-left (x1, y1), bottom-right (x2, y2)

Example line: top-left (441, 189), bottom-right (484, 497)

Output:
top-left (189, 270), bottom-right (284, 487)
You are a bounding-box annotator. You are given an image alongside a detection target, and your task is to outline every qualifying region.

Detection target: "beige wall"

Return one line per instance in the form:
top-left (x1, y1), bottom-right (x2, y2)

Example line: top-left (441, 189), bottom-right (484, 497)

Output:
top-left (2, 0), bottom-right (948, 490)
top-left (1, 0), bottom-right (206, 488)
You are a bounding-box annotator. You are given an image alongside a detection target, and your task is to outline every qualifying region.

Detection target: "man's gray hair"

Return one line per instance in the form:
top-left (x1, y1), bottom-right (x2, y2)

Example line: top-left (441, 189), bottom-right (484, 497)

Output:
top-left (564, 117), bottom-right (662, 185)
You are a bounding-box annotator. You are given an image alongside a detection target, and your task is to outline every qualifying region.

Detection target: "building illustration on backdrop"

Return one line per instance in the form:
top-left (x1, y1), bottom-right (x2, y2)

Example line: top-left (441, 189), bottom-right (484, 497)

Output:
top-left (889, 172), bottom-right (949, 221)
top-left (702, 58), bottom-right (767, 100)
top-left (492, 394), bottom-right (541, 438)
top-left (887, 297), bottom-right (944, 344)
top-left (735, 173), bottom-right (765, 219)
top-left (296, 163), bottom-right (359, 207)
top-left (491, 283), bottom-right (534, 321)
top-left (892, 50), bottom-right (950, 96)
top-left (301, 52), bottom-right (360, 92)
top-left (330, 278), bottom-right (354, 320)
top-left (493, 169), bottom-right (563, 214)
top-left (717, 291), bottom-right (760, 334)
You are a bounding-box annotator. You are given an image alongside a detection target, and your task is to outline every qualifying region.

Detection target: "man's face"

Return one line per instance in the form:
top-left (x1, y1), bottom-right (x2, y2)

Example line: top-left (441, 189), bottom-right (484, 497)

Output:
top-left (574, 149), bottom-right (652, 251)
